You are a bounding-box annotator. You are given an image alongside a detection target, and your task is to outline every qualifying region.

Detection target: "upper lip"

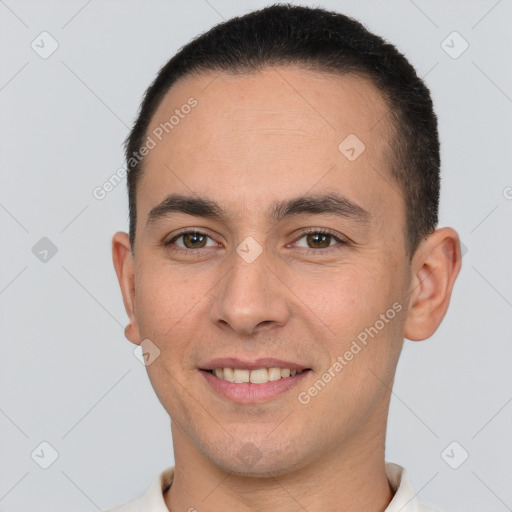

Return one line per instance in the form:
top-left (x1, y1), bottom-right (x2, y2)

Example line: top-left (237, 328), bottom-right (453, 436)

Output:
top-left (200, 357), bottom-right (310, 371)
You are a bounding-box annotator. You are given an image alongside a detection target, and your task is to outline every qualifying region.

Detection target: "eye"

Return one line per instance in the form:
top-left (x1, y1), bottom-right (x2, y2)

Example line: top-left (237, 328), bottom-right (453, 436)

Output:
top-left (165, 231), bottom-right (218, 251)
top-left (163, 228), bottom-right (347, 255)
top-left (292, 229), bottom-right (347, 252)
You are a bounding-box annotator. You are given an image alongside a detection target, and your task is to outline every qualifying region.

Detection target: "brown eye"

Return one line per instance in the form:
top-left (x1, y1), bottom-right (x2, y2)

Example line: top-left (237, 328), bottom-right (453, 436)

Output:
top-left (305, 232), bottom-right (332, 249)
top-left (294, 230), bottom-right (343, 250)
top-left (165, 231), bottom-right (217, 250)
top-left (182, 232), bottom-right (208, 249)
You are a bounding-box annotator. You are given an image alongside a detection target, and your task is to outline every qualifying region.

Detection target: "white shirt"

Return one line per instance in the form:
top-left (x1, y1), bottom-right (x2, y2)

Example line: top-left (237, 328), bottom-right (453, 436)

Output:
top-left (105, 462), bottom-right (439, 511)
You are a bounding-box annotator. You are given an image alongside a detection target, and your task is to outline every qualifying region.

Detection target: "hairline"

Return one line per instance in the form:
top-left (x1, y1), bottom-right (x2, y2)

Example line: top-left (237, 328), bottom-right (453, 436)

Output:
top-left (130, 64), bottom-right (410, 258)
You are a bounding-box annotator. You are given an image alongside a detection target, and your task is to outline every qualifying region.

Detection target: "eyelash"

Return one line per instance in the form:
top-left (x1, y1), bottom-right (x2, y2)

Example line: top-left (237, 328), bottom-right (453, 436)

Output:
top-left (163, 228), bottom-right (347, 256)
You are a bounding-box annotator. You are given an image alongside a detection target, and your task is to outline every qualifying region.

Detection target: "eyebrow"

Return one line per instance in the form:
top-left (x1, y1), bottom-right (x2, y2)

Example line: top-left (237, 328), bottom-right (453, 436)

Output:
top-left (146, 192), bottom-right (370, 227)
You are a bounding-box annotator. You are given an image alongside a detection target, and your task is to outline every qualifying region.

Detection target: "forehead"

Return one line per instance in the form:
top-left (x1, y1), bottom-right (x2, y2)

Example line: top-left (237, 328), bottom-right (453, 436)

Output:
top-left (138, 66), bottom-right (401, 226)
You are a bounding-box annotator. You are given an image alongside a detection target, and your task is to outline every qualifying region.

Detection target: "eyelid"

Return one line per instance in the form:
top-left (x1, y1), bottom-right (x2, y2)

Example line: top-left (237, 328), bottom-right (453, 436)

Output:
top-left (165, 229), bottom-right (219, 249)
top-left (164, 227), bottom-right (348, 253)
top-left (289, 227), bottom-right (348, 253)
top-left (291, 227), bottom-right (347, 244)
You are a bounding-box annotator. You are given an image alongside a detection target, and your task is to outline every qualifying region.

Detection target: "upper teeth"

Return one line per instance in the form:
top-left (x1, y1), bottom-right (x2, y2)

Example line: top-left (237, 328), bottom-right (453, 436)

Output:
top-left (211, 368), bottom-right (302, 384)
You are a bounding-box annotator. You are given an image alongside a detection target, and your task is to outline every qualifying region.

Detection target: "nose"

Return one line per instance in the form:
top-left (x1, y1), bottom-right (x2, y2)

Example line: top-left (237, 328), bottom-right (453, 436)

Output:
top-left (209, 247), bottom-right (291, 337)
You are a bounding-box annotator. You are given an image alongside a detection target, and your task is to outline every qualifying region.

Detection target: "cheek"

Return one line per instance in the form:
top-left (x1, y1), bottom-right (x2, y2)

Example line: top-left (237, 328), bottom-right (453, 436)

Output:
top-left (134, 267), bottom-right (201, 410)
top-left (290, 262), bottom-right (384, 327)
top-left (133, 261), bottom-right (219, 378)
top-left (292, 261), bottom-right (404, 361)
top-left (134, 261), bottom-right (202, 338)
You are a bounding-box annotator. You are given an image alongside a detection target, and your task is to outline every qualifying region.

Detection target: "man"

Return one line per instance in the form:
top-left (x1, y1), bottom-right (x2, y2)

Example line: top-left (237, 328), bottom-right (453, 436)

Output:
top-left (110, 3), bottom-right (461, 511)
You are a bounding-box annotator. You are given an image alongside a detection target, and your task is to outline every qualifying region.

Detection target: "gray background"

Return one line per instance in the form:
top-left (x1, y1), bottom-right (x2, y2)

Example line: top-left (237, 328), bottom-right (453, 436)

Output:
top-left (1, 0), bottom-right (511, 510)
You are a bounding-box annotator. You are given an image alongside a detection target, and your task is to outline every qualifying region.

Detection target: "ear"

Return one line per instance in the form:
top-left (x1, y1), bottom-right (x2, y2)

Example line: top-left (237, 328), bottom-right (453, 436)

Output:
top-left (403, 227), bottom-right (462, 341)
top-left (112, 231), bottom-right (141, 345)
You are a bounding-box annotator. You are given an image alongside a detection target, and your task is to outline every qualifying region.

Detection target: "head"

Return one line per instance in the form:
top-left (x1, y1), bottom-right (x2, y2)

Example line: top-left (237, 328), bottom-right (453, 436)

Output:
top-left (113, 4), bottom-right (461, 477)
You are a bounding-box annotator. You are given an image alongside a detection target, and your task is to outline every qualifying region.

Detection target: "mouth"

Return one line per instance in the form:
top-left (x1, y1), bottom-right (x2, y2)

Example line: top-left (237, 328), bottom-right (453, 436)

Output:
top-left (201, 367), bottom-right (310, 384)
top-left (199, 361), bottom-right (312, 403)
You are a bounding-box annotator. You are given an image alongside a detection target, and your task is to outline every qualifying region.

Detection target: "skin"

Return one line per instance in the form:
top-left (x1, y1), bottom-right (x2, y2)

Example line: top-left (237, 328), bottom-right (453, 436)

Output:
top-left (112, 66), bottom-right (461, 511)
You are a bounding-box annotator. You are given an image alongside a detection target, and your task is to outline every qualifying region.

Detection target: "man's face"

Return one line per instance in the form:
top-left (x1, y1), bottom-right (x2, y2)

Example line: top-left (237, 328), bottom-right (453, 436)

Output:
top-left (127, 67), bottom-right (413, 475)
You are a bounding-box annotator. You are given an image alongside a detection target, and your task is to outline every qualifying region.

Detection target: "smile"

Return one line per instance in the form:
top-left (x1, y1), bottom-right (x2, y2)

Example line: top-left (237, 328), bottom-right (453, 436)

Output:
top-left (206, 367), bottom-right (305, 384)
top-left (200, 367), bottom-right (311, 404)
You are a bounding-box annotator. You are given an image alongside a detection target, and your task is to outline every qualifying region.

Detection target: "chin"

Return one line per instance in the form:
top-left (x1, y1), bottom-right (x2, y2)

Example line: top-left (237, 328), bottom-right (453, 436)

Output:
top-left (203, 437), bottom-right (309, 478)
top-left (211, 456), bottom-right (304, 479)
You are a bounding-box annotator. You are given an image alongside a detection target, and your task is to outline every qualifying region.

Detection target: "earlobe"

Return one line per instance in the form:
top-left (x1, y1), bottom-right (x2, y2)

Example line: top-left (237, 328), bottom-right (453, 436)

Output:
top-left (403, 227), bottom-right (462, 341)
top-left (112, 231), bottom-right (141, 345)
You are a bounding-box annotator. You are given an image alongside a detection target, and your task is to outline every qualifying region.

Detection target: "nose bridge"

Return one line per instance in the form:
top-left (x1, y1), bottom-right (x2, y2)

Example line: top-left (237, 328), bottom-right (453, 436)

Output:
top-left (210, 241), bottom-right (290, 335)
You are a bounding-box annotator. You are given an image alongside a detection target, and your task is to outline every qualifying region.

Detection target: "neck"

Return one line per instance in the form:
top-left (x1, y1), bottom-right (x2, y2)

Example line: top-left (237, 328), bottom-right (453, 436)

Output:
top-left (164, 423), bottom-right (394, 512)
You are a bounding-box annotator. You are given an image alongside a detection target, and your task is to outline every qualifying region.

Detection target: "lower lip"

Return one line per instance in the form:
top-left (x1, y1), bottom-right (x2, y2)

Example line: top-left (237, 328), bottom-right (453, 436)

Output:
top-left (201, 370), bottom-right (311, 404)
